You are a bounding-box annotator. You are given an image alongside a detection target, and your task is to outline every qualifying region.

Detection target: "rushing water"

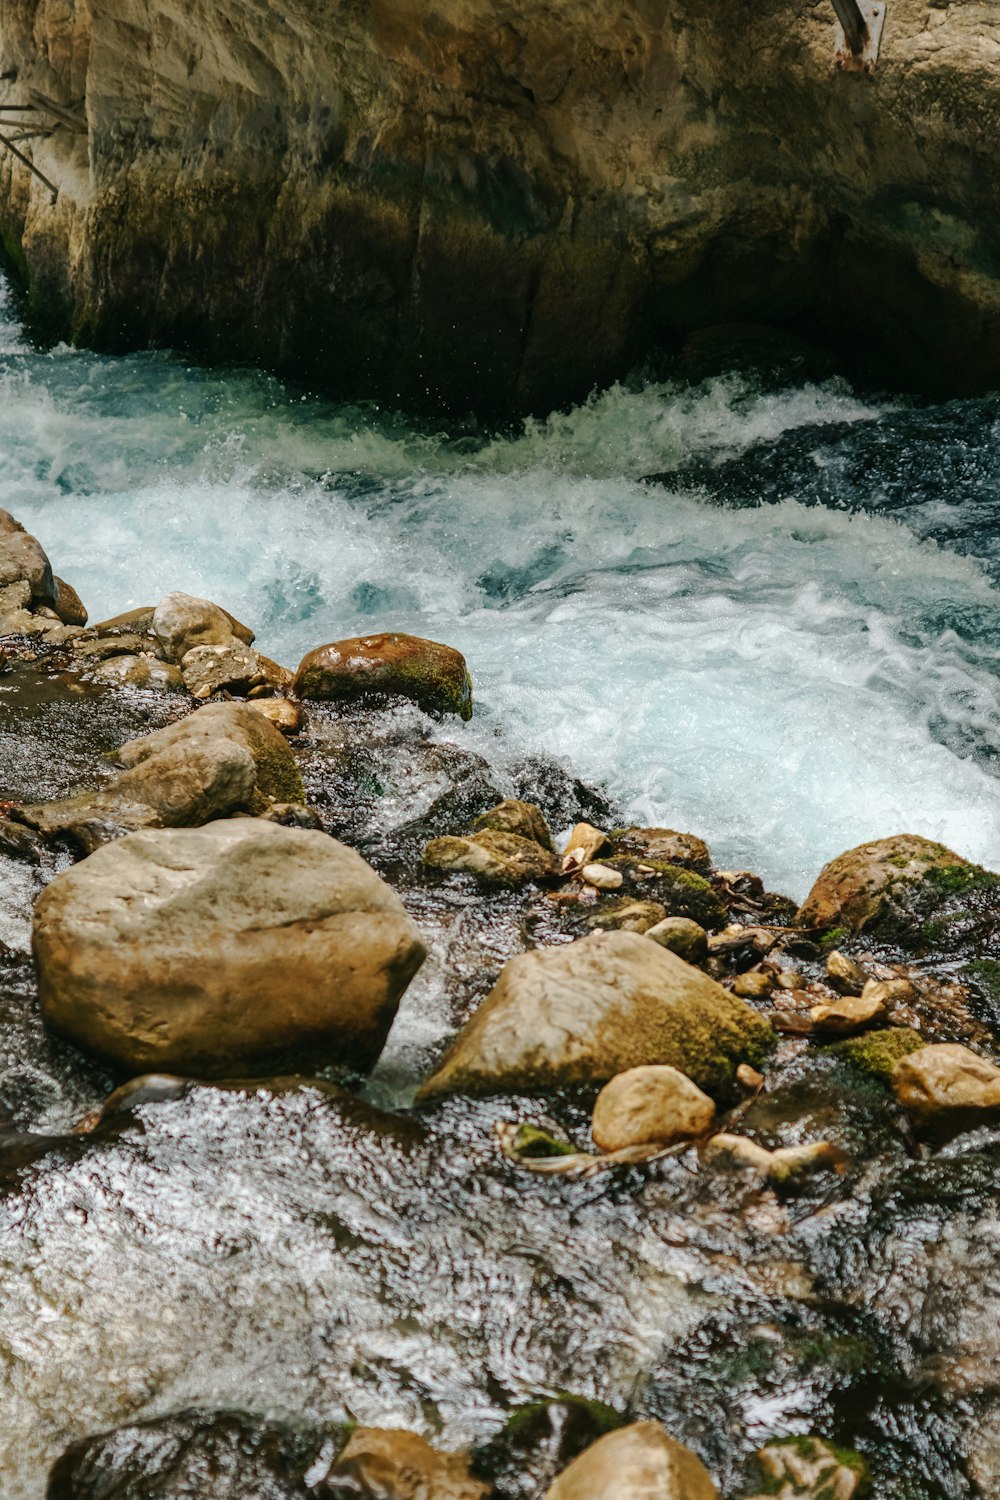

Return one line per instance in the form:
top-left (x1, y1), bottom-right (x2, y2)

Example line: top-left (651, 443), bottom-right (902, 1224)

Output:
top-left (4, 283), bottom-right (1000, 1498)
top-left (0, 287), bottom-right (999, 899)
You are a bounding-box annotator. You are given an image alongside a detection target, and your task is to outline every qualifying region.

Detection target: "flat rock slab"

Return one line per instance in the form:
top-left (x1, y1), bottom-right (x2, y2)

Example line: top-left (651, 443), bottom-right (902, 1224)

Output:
top-left (33, 819), bottom-right (426, 1077)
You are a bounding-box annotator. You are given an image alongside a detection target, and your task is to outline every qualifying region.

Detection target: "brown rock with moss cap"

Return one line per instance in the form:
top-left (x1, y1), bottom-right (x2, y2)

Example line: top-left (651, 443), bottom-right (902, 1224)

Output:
top-left (418, 929), bottom-right (774, 1102)
top-left (544, 1421), bottom-right (718, 1500)
top-left (294, 632), bottom-right (473, 720)
top-left (34, 819), bottom-right (426, 1077)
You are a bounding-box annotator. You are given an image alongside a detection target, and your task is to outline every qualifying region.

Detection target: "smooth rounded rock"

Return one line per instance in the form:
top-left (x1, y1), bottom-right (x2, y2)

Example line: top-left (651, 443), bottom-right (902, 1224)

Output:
top-left (294, 631), bottom-right (473, 719)
top-left (0, 528), bottom-right (55, 604)
top-left (52, 576), bottom-right (88, 626)
top-left (543, 1420), bottom-right (718, 1500)
top-left (892, 1043), bottom-right (1000, 1134)
top-left (152, 591), bottom-right (254, 663)
top-left (646, 916), bottom-right (709, 964)
top-left (33, 819), bottom-right (427, 1077)
top-left (592, 1065), bottom-right (715, 1152)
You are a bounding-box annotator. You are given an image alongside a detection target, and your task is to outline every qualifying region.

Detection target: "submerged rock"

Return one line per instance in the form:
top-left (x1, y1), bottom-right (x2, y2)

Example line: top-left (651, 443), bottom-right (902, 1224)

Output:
top-left (423, 829), bottom-right (559, 886)
top-left (325, 1427), bottom-right (488, 1499)
top-left (33, 819), bottom-right (427, 1077)
top-left (19, 701), bottom-right (304, 850)
top-left (543, 1420), bottom-right (718, 1499)
top-left (892, 1043), bottom-right (1000, 1135)
top-left (418, 930), bottom-right (774, 1102)
top-left (295, 632), bottom-right (473, 720)
top-left (591, 1064), bottom-right (715, 1152)
top-left (809, 993), bottom-right (888, 1037)
top-left (743, 1435), bottom-right (867, 1499)
top-left (473, 798), bottom-right (554, 851)
top-left (797, 834), bottom-right (1000, 949)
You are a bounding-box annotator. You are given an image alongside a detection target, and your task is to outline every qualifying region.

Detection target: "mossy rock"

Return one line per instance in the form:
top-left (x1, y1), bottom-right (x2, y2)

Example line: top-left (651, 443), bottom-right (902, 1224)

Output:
top-left (472, 799), bottom-right (554, 851)
top-left (597, 857), bottom-right (726, 930)
top-left (827, 1027), bottom-right (926, 1083)
top-left (609, 826), bottom-right (711, 872)
top-left (746, 1434), bottom-right (869, 1499)
top-left (293, 632), bottom-right (473, 719)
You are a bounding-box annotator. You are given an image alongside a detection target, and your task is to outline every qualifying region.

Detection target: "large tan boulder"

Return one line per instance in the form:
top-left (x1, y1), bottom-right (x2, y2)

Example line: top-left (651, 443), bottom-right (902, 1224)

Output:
top-left (0, 526), bottom-right (54, 605)
top-left (294, 632), bottom-right (473, 719)
top-left (152, 591), bottom-right (255, 662)
top-left (543, 1421), bottom-right (718, 1500)
top-left (33, 819), bottom-right (426, 1076)
top-left (892, 1043), bottom-right (1000, 1135)
top-left (418, 930), bottom-right (774, 1102)
top-left (326, 1428), bottom-right (489, 1500)
top-left (19, 701), bottom-right (304, 851)
top-left (591, 1065), bottom-right (715, 1152)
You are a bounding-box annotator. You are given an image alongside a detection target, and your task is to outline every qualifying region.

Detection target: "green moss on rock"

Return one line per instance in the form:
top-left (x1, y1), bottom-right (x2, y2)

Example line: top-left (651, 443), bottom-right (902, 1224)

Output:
top-left (828, 1027), bottom-right (926, 1083)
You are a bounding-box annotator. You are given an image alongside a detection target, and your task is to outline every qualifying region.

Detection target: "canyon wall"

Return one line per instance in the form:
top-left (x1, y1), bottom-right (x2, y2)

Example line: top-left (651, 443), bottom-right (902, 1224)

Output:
top-left (0, 0), bottom-right (996, 414)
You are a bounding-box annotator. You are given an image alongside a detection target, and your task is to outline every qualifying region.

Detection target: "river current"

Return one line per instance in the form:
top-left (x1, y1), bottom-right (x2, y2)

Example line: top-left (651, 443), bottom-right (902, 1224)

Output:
top-left (4, 284), bottom-right (1000, 1498)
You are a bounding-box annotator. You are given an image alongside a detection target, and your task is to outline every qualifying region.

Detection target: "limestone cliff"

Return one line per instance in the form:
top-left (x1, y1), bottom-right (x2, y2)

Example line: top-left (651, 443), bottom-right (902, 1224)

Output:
top-left (0, 0), bottom-right (996, 415)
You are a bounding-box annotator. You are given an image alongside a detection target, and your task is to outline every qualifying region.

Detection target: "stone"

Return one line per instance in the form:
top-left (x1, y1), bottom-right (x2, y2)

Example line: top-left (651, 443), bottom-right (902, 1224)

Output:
top-left (892, 1043), bottom-right (1000, 1135)
top-left (703, 1132), bottom-right (773, 1173)
top-left (473, 798), bottom-right (554, 850)
top-left (325, 1427), bottom-right (489, 1500)
top-left (472, 1395), bottom-right (623, 1500)
top-left (645, 916), bottom-right (709, 964)
top-left (860, 976), bottom-right (915, 1009)
top-left (152, 591), bottom-right (254, 663)
top-left (588, 899), bottom-right (667, 934)
top-left (422, 829), bottom-right (559, 886)
top-left (826, 950), bottom-right (867, 994)
top-left (0, 528), bottom-right (54, 604)
top-left (809, 993), bottom-right (888, 1037)
top-left (797, 834), bottom-right (1000, 948)
top-left (0, 579), bottom-right (30, 615)
top-left (52, 575), bottom-right (87, 626)
top-left (295, 632), bottom-right (472, 720)
top-left (90, 653), bottom-right (186, 692)
top-left (19, 701), bottom-right (304, 851)
top-left (418, 930), bottom-right (775, 1102)
top-left (562, 823), bottom-right (610, 872)
top-left (591, 1065), bottom-right (715, 1152)
top-left (180, 640), bottom-right (263, 697)
top-left (0, 508), bottom-right (23, 534)
top-left (745, 1436), bottom-right (866, 1500)
top-left (72, 632), bottom-right (156, 661)
top-left (766, 1142), bottom-right (843, 1187)
top-left (612, 827), bottom-right (712, 872)
top-left (580, 863), bottom-right (624, 891)
top-left (33, 819), bottom-right (426, 1077)
top-left (246, 697), bottom-right (302, 733)
top-left (90, 606), bottom-right (156, 635)
top-left (732, 970), bottom-right (775, 1000)
top-left (543, 1421), bottom-right (718, 1500)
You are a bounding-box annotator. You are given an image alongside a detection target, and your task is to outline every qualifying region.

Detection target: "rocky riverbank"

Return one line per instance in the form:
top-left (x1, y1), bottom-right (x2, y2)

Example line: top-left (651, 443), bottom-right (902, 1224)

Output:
top-left (5, 508), bottom-right (1000, 1496)
top-left (0, 2), bottom-right (999, 414)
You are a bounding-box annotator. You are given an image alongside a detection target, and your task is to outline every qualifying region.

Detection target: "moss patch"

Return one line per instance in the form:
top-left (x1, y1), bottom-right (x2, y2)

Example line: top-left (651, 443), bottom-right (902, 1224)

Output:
top-left (827, 1027), bottom-right (926, 1083)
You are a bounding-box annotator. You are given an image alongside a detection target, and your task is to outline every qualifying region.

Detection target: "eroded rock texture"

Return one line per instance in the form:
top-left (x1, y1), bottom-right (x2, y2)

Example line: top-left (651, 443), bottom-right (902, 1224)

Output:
top-left (0, 0), bottom-right (997, 413)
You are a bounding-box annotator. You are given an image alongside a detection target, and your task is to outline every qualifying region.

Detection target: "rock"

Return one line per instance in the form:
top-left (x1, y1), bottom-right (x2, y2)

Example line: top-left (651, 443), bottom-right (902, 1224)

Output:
top-left (588, 899), bottom-right (667, 933)
top-left (543, 1421), bottom-right (718, 1500)
top-left (826, 950), bottom-right (867, 994)
top-left (860, 976), bottom-right (915, 1009)
top-left (152, 591), bottom-right (255, 663)
top-left (562, 823), bottom-right (610, 872)
top-left (472, 1395), bottom-right (623, 1500)
top-left (423, 829), bottom-right (559, 886)
top-left (72, 632), bottom-right (156, 661)
top-left (892, 1043), bottom-right (1000, 1135)
top-left (809, 993), bottom-right (888, 1037)
top-left (827, 1026), bottom-right (926, 1082)
top-left (325, 1428), bottom-right (488, 1500)
top-left (744, 1436), bottom-right (867, 1500)
top-left (0, 579), bottom-right (30, 616)
top-left (180, 640), bottom-right (263, 697)
top-left (19, 701), bottom-right (304, 851)
top-left (646, 916), bottom-right (709, 964)
top-left (0, 527), bottom-right (55, 604)
top-left (736, 1063), bottom-right (764, 1091)
top-left (612, 827), bottom-right (712, 872)
top-left (33, 818), bottom-right (426, 1077)
top-left (507, 1121), bottom-right (578, 1158)
top-left (418, 930), bottom-right (775, 1102)
top-left (473, 798), bottom-right (554, 850)
top-left (580, 863), bottom-right (623, 891)
top-left (732, 970), bottom-right (775, 1000)
top-left (46, 1408), bottom-right (346, 1499)
top-left (797, 834), bottom-right (1000, 948)
top-left (0, 508), bottom-right (22, 534)
top-left (294, 632), bottom-right (473, 720)
top-left (601, 858), bottom-right (727, 929)
top-left (246, 697), bottom-right (302, 733)
top-left (703, 1132), bottom-right (774, 1173)
top-left (52, 576), bottom-right (87, 626)
top-left (591, 1065), bottom-right (715, 1152)
top-left (90, 654), bottom-right (186, 692)
top-left (0, 817), bottom-right (41, 861)
top-left (89, 606), bottom-right (156, 635)
top-left (766, 1141), bottom-right (843, 1187)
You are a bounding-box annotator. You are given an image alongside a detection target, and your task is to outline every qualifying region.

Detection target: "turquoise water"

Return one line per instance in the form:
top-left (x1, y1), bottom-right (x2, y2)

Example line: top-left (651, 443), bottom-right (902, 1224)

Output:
top-left (3, 286), bottom-right (1000, 898)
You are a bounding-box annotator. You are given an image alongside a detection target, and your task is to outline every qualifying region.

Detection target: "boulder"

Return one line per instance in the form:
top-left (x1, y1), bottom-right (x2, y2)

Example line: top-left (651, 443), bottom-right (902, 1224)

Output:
top-left (744, 1436), bottom-right (867, 1500)
top-left (294, 632), bottom-right (473, 720)
top-left (326, 1428), bottom-right (488, 1500)
top-left (892, 1043), bottom-right (1000, 1135)
top-left (646, 917), bottom-right (709, 964)
top-left (418, 930), bottom-right (774, 1102)
top-left (612, 827), bottom-right (712, 873)
top-left (0, 527), bottom-right (55, 604)
top-left (152, 591), bottom-right (254, 663)
top-left (90, 654), bottom-right (186, 692)
top-left (423, 830), bottom-right (559, 886)
top-left (180, 640), bottom-right (263, 697)
top-left (473, 798), bottom-right (554, 850)
top-left (543, 1421), bottom-right (718, 1500)
top-left (33, 819), bottom-right (426, 1076)
top-left (797, 834), bottom-right (1000, 948)
top-left (49, 575), bottom-right (87, 626)
top-left (591, 1065), bottom-right (715, 1152)
top-left (19, 701), bottom-right (304, 851)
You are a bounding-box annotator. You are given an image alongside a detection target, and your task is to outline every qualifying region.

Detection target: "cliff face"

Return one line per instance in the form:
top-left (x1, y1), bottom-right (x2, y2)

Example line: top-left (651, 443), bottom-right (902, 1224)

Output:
top-left (0, 0), bottom-right (997, 414)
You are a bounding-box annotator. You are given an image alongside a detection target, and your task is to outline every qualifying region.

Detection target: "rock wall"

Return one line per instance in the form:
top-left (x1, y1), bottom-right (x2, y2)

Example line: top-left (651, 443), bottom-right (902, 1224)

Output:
top-left (0, 0), bottom-right (996, 414)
